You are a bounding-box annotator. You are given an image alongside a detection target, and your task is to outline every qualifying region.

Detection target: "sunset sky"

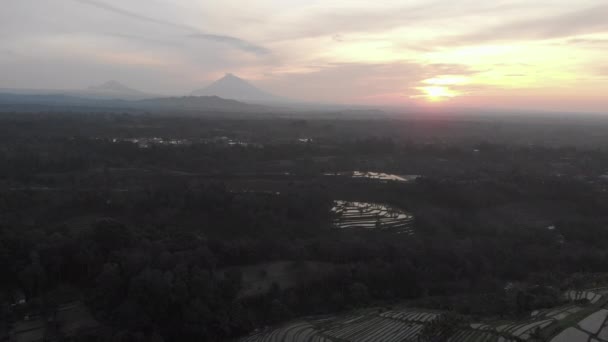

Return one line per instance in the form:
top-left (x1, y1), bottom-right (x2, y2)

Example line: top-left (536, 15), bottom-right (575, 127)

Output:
top-left (1, 0), bottom-right (607, 112)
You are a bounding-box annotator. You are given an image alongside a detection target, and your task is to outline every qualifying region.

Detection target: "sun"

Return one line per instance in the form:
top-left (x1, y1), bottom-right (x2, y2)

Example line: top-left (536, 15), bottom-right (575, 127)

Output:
top-left (414, 76), bottom-right (466, 102)
top-left (420, 86), bottom-right (456, 102)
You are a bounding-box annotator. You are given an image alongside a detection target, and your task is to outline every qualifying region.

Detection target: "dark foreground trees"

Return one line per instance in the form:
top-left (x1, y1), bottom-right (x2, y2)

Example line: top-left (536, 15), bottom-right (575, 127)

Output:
top-left (4, 114), bottom-right (608, 340)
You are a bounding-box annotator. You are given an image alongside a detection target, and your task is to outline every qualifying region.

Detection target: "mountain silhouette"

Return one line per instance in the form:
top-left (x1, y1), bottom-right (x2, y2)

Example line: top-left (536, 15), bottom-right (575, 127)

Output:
top-left (138, 95), bottom-right (271, 112)
top-left (191, 73), bottom-right (283, 103)
top-left (0, 92), bottom-right (271, 113)
top-left (85, 80), bottom-right (152, 100)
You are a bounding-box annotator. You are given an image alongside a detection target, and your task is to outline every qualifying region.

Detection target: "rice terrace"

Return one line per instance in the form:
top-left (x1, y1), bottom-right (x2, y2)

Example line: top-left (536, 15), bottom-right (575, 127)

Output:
top-left (325, 171), bottom-right (420, 183)
top-left (331, 201), bottom-right (414, 233)
top-left (242, 288), bottom-right (608, 342)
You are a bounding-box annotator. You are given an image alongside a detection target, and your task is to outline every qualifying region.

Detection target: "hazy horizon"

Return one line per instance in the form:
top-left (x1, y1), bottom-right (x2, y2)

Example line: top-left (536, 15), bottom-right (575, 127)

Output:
top-left (2, 0), bottom-right (607, 113)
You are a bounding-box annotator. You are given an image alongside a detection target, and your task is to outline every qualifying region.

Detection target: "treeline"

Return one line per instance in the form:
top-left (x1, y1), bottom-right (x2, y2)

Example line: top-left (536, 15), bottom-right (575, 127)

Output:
top-left (4, 114), bottom-right (608, 340)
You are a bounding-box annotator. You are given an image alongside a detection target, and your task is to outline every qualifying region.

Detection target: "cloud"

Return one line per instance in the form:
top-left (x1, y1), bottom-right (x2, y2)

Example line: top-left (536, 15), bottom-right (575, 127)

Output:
top-left (332, 34), bottom-right (345, 42)
top-left (101, 32), bottom-right (181, 47)
top-left (188, 34), bottom-right (270, 55)
top-left (566, 38), bottom-right (608, 46)
top-left (263, 1), bottom-right (535, 42)
top-left (260, 61), bottom-right (476, 103)
top-left (73, 0), bottom-right (269, 55)
top-left (266, 2), bottom-right (447, 41)
top-left (0, 49), bottom-right (19, 59)
top-left (1, 0), bottom-right (606, 111)
top-left (439, 5), bottom-right (608, 46)
top-left (95, 51), bottom-right (169, 67)
top-left (74, 0), bottom-right (189, 30)
top-left (598, 66), bottom-right (608, 76)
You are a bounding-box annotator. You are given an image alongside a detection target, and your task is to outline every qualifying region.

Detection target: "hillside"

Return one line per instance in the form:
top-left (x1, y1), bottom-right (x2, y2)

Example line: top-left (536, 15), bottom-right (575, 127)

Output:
top-left (192, 73), bottom-right (285, 103)
top-left (0, 92), bottom-right (271, 113)
top-left (84, 80), bottom-right (153, 100)
top-left (138, 95), bottom-right (271, 112)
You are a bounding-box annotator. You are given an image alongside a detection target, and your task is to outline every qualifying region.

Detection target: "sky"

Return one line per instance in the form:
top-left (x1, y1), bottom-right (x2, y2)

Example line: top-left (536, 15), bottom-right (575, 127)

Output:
top-left (1, 0), bottom-right (607, 112)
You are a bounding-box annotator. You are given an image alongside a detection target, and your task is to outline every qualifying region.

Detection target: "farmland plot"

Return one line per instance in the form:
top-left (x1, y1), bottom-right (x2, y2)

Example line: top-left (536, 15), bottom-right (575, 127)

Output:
top-left (240, 322), bottom-right (324, 342)
top-left (351, 171), bottom-right (419, 182)
top-left (551, 309), bottom-right (608, 342)
top-left (242, 308), bottom-right (516, 342)
top-left (548, 307), bottom-right (608, 342)
top-left (242, 288), bottom-right (608, 342)
top-left (467, 302), bottom-right (594, 341)
top-left (332, 201), bottom-right (414, 233)
top-left (324, 171), bottom-right (419, 183)
top-left (242, 305), bottom-right (579, 342)
top-left (565, 289), bottom-right (603, 304)
top-left (551, 327), bottom-right (591, 342)
top-left (532, 304), bottom-right (584, 321)
top-left (241, 309), bottom-right (442, 342)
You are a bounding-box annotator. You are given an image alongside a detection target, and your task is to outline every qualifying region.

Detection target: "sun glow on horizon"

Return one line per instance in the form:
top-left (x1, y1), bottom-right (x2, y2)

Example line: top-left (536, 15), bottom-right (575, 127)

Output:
top-left (412, 76), bottom-right (467, 102)
top-left (417, 86), bottom-right (456, 102)
top-left (423, 77), bottom-right (468, 86)
top-left (2, 0), bottom-right (607, 111)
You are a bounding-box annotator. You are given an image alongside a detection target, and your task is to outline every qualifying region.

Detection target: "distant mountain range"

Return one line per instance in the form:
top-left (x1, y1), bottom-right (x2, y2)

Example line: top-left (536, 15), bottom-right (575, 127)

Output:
top-left (0, 76), bottom-right (390, 116)
top-left (0, 93), bottom-right (122, 107)
top-left (0, 81), bottom-right (155, 101)
top-left (0, 92), bottom-right (270, 113)
top-left (84, 80), bottom-right (153, 100)
top-left (138, 96), bottom-right (270, 112)
top-left (192, 73), bottom-right (286, 104)
top-left (0, 75), bottom-right (282, 103)
top-left (0, 76), bottom-right (284, 113)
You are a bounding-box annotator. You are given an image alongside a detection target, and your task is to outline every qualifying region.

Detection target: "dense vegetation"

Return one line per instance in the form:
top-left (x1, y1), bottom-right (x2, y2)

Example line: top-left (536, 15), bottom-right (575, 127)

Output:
top-left (3, 112), bottom-right (608, 341)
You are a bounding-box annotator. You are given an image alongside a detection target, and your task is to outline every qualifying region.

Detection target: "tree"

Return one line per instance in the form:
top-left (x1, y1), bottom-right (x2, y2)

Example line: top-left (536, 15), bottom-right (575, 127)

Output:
top-left (349, 282), bottom-right (370, 306)
top-left (19, 253), bottom-right (47, 299)
top-left (92, 219), bottom-right (132, 254)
